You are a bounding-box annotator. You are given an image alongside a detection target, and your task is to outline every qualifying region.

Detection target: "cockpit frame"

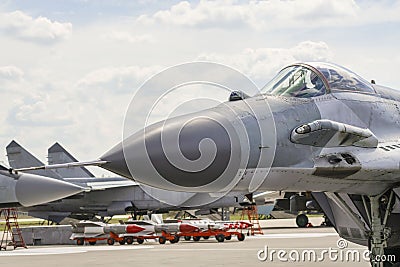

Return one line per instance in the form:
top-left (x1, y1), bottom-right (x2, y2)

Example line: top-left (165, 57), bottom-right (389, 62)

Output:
top-left (261, 62), bottom-right (377, 98)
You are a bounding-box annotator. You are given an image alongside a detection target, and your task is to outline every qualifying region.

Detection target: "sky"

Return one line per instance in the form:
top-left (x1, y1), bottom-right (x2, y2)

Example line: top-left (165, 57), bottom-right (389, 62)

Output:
top-left (0, 0), bottom-right (399, 176)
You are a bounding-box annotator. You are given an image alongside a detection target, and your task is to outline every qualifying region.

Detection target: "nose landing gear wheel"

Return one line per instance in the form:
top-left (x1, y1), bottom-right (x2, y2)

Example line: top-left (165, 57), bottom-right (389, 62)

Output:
top-left (296, 214), bottom-right (309, 228)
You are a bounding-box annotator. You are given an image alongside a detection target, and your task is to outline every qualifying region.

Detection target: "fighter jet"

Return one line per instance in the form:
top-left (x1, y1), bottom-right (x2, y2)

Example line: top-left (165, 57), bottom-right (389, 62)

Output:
top-left (99, 62), bottom-right (400, 266)
top-left (0, 164), bottom-right (84, 208)
top-left (17, 62), bottom-right (400, 266)
top-left (8, 141), bottom-right (255, 223)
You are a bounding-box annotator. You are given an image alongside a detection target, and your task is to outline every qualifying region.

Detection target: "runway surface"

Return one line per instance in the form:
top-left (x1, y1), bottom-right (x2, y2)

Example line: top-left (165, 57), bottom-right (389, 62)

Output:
top-left (0, 218), bottom-right (370, 267)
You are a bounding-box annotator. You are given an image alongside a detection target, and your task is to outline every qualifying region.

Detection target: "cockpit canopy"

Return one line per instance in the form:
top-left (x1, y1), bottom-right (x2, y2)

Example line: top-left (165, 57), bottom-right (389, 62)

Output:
top-left (261, 62), bottom-right (375, 98)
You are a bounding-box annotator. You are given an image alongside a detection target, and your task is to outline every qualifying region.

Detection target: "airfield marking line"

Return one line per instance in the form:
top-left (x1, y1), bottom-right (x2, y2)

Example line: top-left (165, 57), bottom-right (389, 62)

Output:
top-left (248, 233), bottom-right (338, 239)
top-left (0, 232), bottom-right (339, 256)
top-left (151, 248), bottom-right (256, 252)
top-left (0, 245), bottom-right (154, 256)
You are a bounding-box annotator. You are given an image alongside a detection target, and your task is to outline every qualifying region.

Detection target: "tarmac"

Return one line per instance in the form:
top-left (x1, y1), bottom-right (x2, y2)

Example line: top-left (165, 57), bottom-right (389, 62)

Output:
top-left (0, 217), bottom-right (370, 267)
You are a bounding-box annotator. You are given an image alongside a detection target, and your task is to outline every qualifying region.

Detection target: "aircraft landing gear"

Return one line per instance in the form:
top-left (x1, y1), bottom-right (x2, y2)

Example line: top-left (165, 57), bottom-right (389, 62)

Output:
top-left (367, 193), bottom-right (394, 267)
top-left (296, 214), bottom-right (309, 228)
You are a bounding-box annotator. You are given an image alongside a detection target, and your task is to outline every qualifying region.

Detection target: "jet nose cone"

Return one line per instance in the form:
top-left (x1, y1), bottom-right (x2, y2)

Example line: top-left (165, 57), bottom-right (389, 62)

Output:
top-left (15, 173), bottom-right (84, 207)
top-left (101, 107), bottom-right (245, 192)
top-left (100, 142), bottom-right (130, 179)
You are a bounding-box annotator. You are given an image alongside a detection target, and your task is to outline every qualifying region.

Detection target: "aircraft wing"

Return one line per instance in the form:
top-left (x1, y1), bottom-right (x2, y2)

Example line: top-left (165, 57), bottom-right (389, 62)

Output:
top-left (14, 160), bottom-right (138, 191)
top-left (27, 212), bottom-right (70, 224)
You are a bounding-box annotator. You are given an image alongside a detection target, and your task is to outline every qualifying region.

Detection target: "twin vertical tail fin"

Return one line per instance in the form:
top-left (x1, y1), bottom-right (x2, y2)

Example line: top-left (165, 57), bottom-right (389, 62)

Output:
top-left (6, 140), bottom-right (62, 179)
top-left (48, 143), bottom-right (95, 178)
top-left (7, 140), bottom-right (97, 179)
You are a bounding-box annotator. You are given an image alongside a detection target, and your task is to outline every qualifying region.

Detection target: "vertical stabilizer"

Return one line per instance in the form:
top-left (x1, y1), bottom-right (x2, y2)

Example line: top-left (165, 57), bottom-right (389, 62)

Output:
top-left (48, 143), bottom-right (95, 178)
top-left (6, 140), bottom-right (62, 179)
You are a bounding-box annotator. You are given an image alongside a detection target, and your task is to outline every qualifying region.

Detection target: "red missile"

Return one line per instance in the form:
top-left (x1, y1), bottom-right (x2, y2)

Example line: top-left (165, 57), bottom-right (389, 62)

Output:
top-left (126, 224), bottom-right (146, 234)
top-left (179, 223), bottom-right (199, 233)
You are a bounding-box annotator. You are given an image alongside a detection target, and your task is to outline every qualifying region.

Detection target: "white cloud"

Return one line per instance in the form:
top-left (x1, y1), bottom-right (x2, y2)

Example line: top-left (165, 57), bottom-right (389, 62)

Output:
top-left (105, 31), bottom-right (155, 44)
top-left (138, 1), bottom-right (248, 28)
top-left (0, 10), bottom-right (72, 43)
top-left (8, 94), bottom-right (73, 127)
top-left (0, 66), bottom-right (26, 93)
top-left (198, 41), bottom-right (333, 84)
top-left (137, 0), bottom-right (400, 30)
top-left (76, 65), bottom-right (163, 93)
top-left (0, 66), bottom-right (24, 81)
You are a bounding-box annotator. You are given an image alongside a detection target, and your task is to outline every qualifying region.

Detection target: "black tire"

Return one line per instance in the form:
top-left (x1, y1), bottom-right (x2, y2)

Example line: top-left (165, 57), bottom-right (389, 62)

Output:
top-left (137, 238), bottom-right (144, 244)
top-left (107, 238), bottom-right (115, 246)
top-left (323, 216), bottom-right (333, 227)
top-left (172, 235), bottom-right (179, 243)
top-left (202, 236), bottom-right (210, 240)
top-left (296, 214), bottom-right (309, 228)
top-left (237, 233), bottom-right (245, 241)
top-left (193, 236), bottom-right (201, 242)
top-left (76, 238), bottom-right (84, 246)
top-left (159, 236), bottom-right (166, 244)
top-left (184, 236), bottom-right (191, 241)
top-left (216, 234), bottom-right (225, 243)
top-left (119, 240), bottom-right (126, 245)
top-left (125, 236), bottom-right (133, 245)
top-left (88, 241), bottom-right (96, 246)
top-left (225, 235), bottom-right (232, 240)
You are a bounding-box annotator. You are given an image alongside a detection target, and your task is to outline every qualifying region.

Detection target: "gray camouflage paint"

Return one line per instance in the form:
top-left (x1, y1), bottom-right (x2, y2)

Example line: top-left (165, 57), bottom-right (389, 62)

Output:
top-left (8, 141), bottom-right (246, 222)
top-left (100, 62), bottom-right (400, 252)
top-left (0, 168), bottom-right (84, 207)
top-left (101, 81), bottom-right (400, 195)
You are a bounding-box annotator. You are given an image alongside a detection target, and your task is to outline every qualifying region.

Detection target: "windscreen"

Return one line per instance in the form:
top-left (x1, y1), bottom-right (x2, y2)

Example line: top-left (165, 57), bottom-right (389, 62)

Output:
top-left (261, 65), bottom-right (327, 98)
top-left (312, 62), bottom-right (375, 94)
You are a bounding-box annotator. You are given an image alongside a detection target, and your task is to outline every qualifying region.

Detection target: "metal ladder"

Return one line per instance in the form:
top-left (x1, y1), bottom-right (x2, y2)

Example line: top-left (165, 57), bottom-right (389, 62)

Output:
top-left (240, 205), bottom-right (263, 235)
top-left (0, 208), bottom-right (27, 250)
